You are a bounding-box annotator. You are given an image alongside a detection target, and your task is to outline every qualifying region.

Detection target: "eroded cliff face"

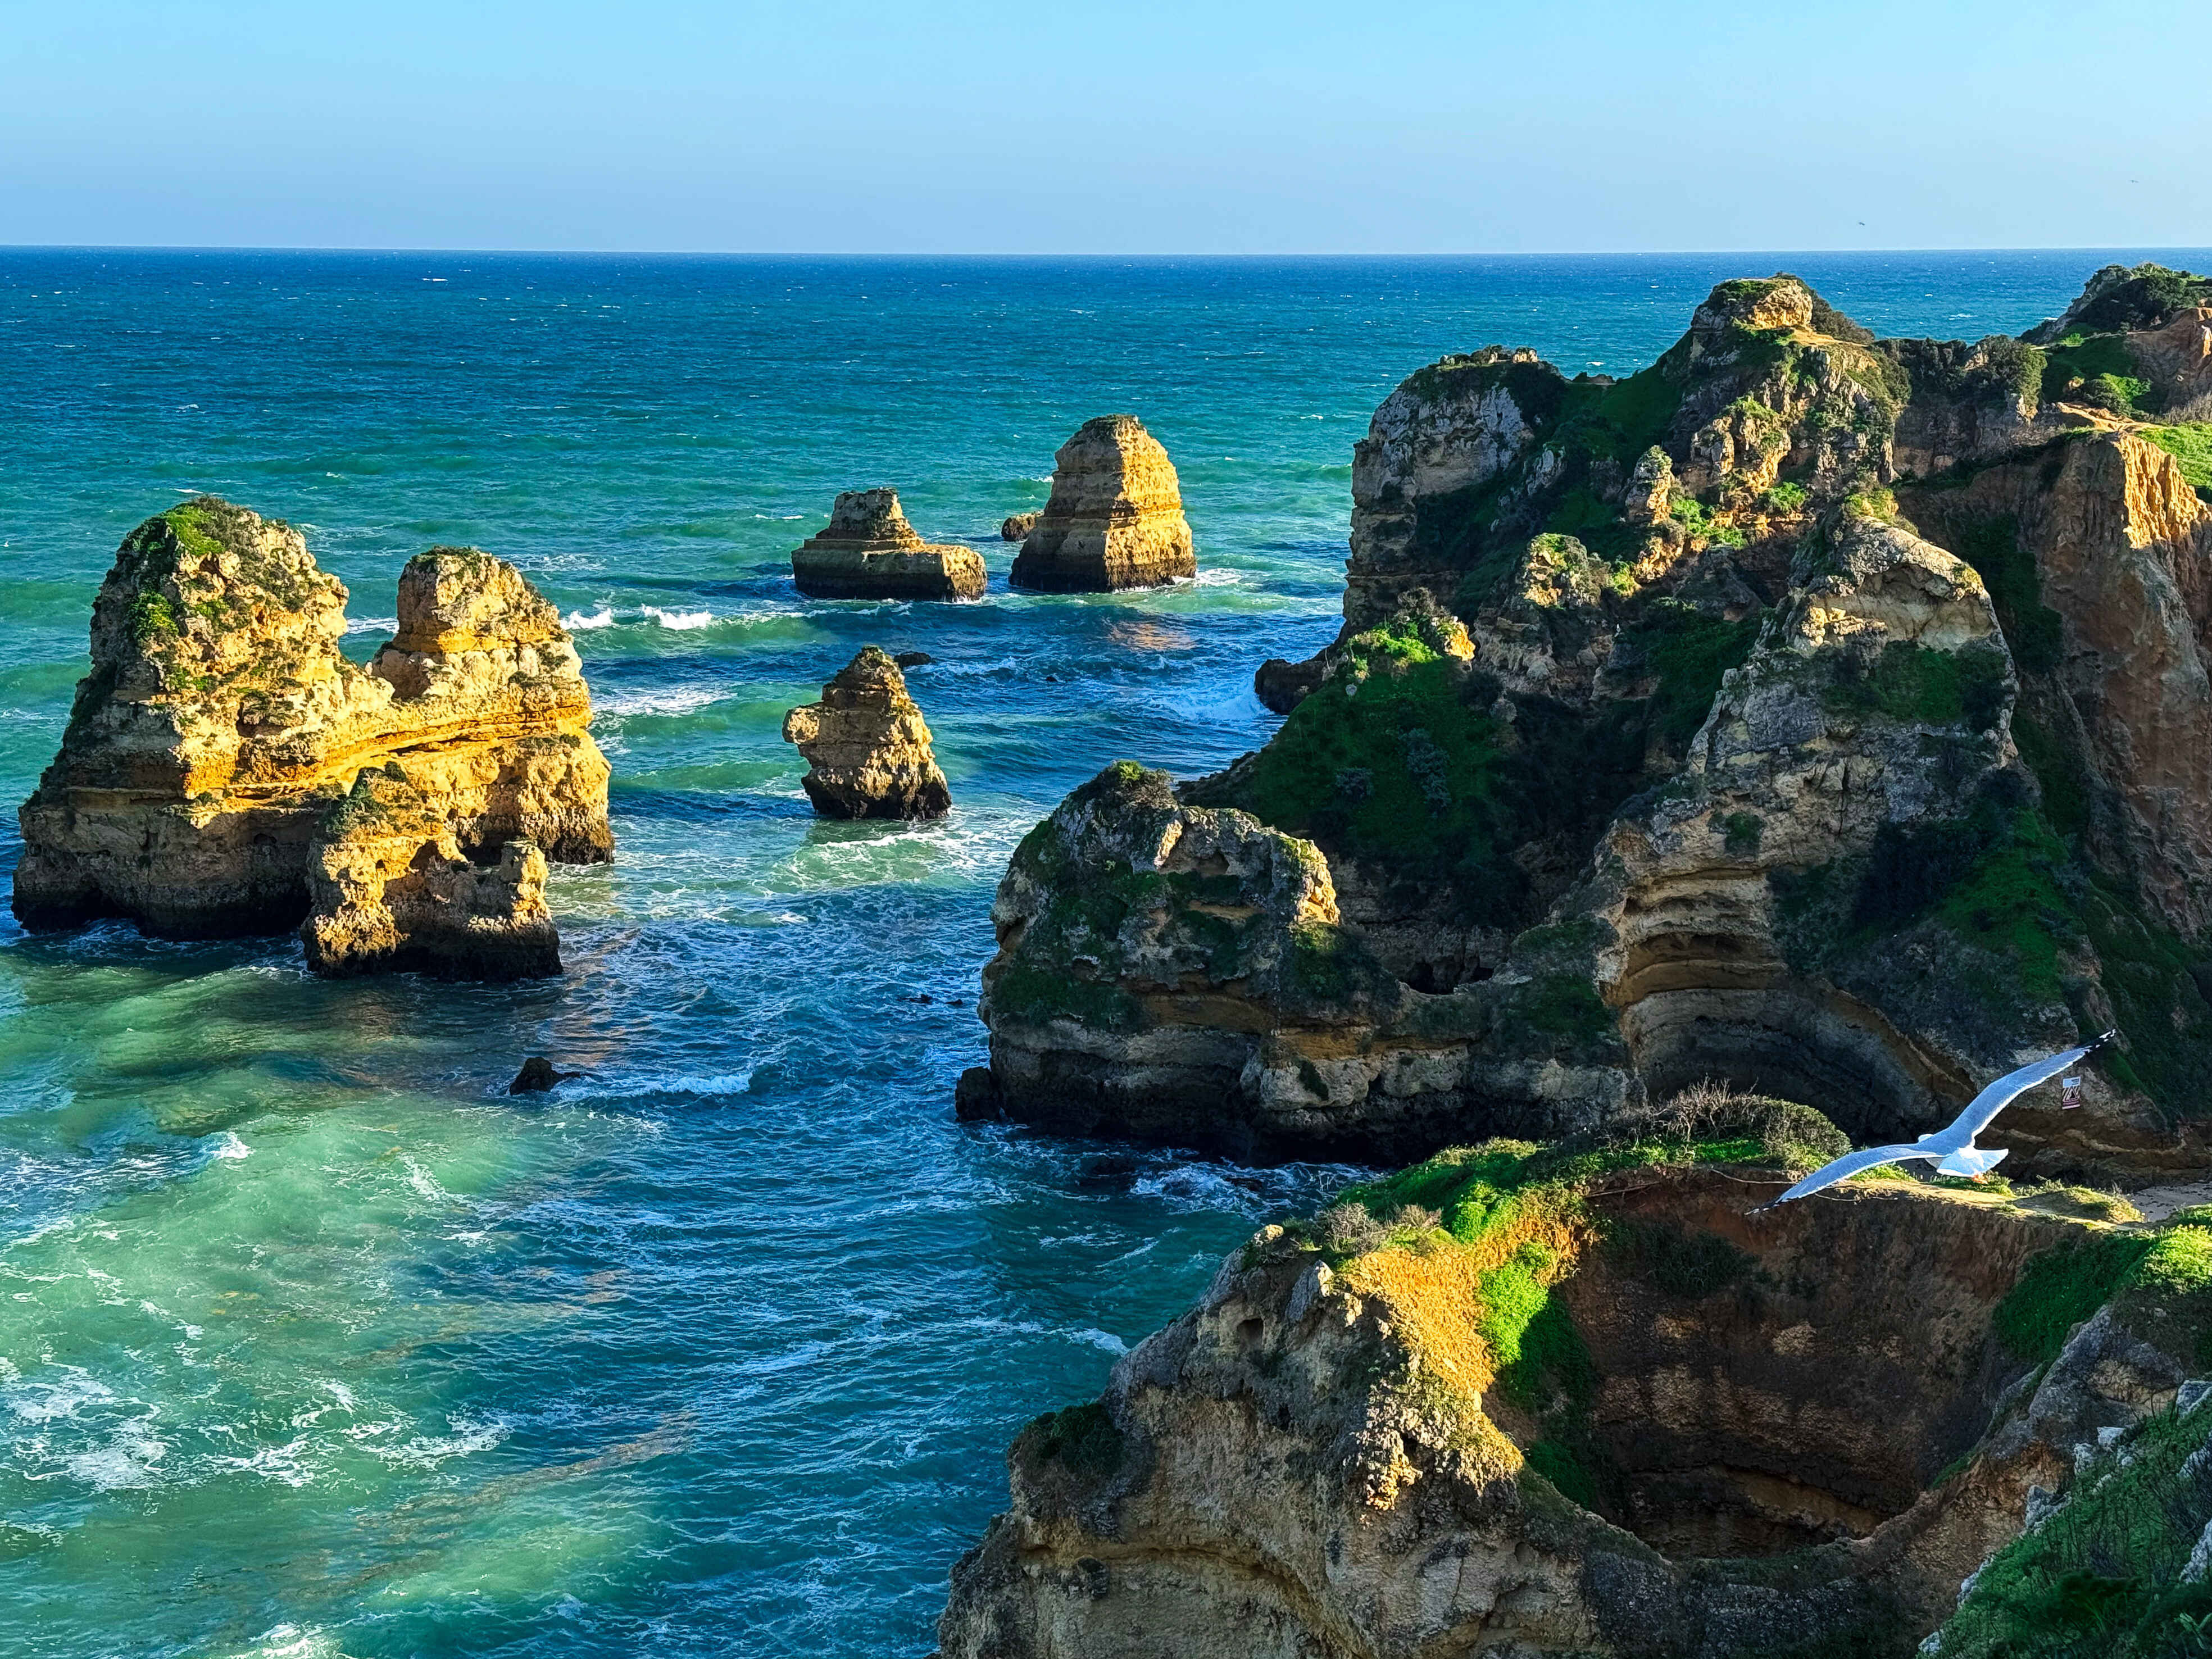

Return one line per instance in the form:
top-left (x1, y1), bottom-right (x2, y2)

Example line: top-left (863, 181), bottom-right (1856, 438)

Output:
top-left (959, 758), bottom-right (1634, 1163)
top-left (13, 502), bottom-right (611, 977)
top-left (973, 266), bottom-right (2212, 1179)
top-left (940, 1128), bottom-right (2211, 1659)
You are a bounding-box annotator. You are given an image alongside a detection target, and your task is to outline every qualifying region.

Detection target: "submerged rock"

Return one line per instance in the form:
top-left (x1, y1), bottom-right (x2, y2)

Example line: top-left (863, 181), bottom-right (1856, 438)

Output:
top-left (12, 502), bottom-right (612, 978)
top-left (782, 646), bottom-right (951, 819)
top-left (939, 1121), bottom-right (2208, 1658)
top-left (1011, 415), bottom-right (1196, 592)
top-left (509, 1055), bottom-right (582, 1093)
top-left (789, 488), bottom-right (985, 601)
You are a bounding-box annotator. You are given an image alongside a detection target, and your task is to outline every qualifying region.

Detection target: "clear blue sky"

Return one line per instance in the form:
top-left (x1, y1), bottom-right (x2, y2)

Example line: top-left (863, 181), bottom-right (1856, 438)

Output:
top-left (3, 0), bottom-right (2205, 253)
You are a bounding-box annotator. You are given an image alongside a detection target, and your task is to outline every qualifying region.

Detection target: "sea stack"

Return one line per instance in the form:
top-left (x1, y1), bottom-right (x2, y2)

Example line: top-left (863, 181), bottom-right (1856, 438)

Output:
top-left (12, 501), bottom-right (612, 979)
top-left (782, 646), bottom-right (952, 819)
top-left (789, 488), bottom-right (985, 602)
top-left (1010, 415), bottom-right (1196, 592)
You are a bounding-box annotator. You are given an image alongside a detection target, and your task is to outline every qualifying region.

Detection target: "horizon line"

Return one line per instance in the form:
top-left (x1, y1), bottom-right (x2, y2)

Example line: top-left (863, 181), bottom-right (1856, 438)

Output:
top-left (3, 243), bottom-right (2208, 261)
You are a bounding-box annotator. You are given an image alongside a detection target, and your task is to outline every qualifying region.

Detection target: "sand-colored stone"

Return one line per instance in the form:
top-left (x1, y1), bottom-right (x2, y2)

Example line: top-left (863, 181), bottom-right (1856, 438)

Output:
top-left (302, 763), bottom-right (561, 979)
top-left (12, 500), bottom-right (611, 978)
top-left (790, 488), bottom-right (985, 601)
top-left (781, 646), bottom-right (951, 819)
top-left (940, 1165), bottom-right (2194, 1658)
top-left (1011, 416), bottom-right (1196, 592)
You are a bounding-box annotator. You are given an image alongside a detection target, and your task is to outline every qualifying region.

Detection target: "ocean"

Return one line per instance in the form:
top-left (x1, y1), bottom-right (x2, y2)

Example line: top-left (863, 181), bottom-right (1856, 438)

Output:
top-left (2, 247), bottom-right (2202, 1657)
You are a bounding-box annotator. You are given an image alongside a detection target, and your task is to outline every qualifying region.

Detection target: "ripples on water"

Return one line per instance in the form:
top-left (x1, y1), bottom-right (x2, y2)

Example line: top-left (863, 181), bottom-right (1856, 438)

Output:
top-left (1, 249), bottom-right (2201, 1656)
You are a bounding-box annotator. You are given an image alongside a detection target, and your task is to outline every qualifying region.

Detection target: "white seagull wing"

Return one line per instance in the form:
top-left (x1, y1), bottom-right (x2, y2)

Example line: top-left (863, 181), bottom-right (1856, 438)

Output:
top-left (1755, 1144), bottom-right (1935, 1211)
top-left (1949, 1030), bottom-right (2116, 1143)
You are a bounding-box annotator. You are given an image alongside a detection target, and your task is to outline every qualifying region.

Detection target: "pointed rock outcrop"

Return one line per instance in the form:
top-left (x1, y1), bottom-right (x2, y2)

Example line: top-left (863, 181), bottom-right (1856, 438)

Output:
top-left (789, 488), bottom-right (985, 601)
top-left (1011, 415), bottom-right (1196, 592)
top-left (781, 647), bottom-right (951, 819)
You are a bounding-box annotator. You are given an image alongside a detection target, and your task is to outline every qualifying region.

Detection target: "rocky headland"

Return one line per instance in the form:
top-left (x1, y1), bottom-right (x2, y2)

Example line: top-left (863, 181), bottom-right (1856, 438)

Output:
top-left (13, 502), bottom-right (612, 978)
top-left (783, 646), bottom-right (952, 819)
top-left (965, 265), bottom-right (2212, 1181)
top-left (938, 1099), bottom-right (2212, 1658)
top-left (792, 488), bottom-right (988, 601)
top-left (1011, 416), bottom-right (1197, 592)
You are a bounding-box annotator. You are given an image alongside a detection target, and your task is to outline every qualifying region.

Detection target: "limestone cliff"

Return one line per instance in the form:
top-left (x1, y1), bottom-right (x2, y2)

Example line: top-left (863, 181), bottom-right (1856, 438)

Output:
top-left (13, 501), bottom-right (612, 978)
top-left (939, 1116), bottom-right (2212, 1658)
top-left (974, 267), bottom-right (2212, 1180)
top-left (302, 763), bottom-right (560, 979)
top-left (792, 488), bottom-right (987, 601)
top-left (1012, 416), bottom-right (1196, 592)
top-left (782, 646), bottom-right (952, 819)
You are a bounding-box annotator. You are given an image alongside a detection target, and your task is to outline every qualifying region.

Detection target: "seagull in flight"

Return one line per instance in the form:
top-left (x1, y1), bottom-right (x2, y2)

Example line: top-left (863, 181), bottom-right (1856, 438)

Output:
top-left (1752, 1031), bottom-right (2115, 1211)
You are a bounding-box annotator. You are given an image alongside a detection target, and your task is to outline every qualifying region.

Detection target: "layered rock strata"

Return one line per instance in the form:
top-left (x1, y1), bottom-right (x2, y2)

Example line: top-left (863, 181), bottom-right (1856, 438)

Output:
top-left (972, 266), bottom-right (2212, 1179)
top-left (13, 503), bottom-right (611, 978)
top-left (1011, 416), bottom-right (1196, 592)
top-left (959, 757), bottom-right (1632, 1163)
top-left (941, 1125), bottom-right (2210, 1658)
top-left (791, 488), bottom-right (987, 601)
top-left (782, 646), bottom-right (952, 819)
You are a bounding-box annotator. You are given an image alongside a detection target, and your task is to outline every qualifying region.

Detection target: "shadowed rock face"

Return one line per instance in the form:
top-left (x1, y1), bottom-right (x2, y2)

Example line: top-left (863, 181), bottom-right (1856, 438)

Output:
top-left (782, 646), bottom-right (951, 820)
top-left (792, 488), bottom-right (987, 601)
top-left (13, 502), bottom-right (611, 977)
top-left (937, 1158), bottom-right (2200, 1659)
top-left (975, 266), bottom-right (2212, 1181)
top-left (1012, 416), bottom-right (1196, 592)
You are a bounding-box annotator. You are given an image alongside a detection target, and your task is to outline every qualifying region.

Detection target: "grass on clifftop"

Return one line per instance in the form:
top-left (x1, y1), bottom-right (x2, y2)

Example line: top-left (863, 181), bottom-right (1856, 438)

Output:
top-left (2145, 422), bottom-right (2212, 497)
top-left (2041, 331), bottom-right (2159, 417)
top-left (1297, 1090), bottom-right (1849, 1493)
top-left (1206, 616), bottom-right (1516, 910)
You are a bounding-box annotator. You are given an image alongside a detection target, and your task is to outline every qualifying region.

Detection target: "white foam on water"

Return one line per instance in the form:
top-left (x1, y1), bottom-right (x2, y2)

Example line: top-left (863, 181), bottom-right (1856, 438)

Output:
top-left (63, 1443), bottom-right (163, 1490)
top-left (1069, 1328), bottom-right (1129, 1354)
top-left (367, 1411), bottom-right (511, 1467)
top-left (343, 615), bottom-right (397, 635)
top-left (641, 606), bottom-right (714, 630)
top-left (593, 685), bottom-right (731, 718)
top-left (578, 1068), bottom-right (755, 1101)
top-left (218, 1437), bottom-right (318, 1488)
top-left (398, 1153), bottom-right (455, 1205)
top-left (208, 1131), bottom-right (252, 1161)
top-left (564, 605), bottom-right (618, 630)
top-left (4, 1365), bottom-right (113, 1422)
top-left (1192, 567), bottom-right (1244, 586)
top-left (217, 1625), bottom-right (352, 1659)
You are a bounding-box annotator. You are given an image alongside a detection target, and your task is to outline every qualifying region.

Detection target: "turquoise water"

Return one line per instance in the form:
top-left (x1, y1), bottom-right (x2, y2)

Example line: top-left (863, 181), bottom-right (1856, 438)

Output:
top-left (3, 248), bottom-right (2205, 1657)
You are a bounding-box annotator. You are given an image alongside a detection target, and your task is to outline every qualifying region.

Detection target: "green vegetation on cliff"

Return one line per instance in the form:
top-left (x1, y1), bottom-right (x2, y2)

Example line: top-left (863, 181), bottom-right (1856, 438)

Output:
top-left (1936, 1397), bottom-right (2212, 1658)
top-left (1197, 616), bottom-right (1518, 913)
top-left (2146, 423), bottom-right (2212, 497)
top-left (2041, 331), bottom-right (2158, 417)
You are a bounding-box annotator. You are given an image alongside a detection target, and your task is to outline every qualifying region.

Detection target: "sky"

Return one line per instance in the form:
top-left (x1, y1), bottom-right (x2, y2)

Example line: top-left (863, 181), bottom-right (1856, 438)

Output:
top-left (2, 0), bottom-right (2206, 253)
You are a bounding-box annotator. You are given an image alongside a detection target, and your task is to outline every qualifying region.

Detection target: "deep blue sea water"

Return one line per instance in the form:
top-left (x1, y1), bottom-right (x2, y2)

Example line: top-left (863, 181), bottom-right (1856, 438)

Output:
top-left (3, 248), bottom-right (2206, 1658)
